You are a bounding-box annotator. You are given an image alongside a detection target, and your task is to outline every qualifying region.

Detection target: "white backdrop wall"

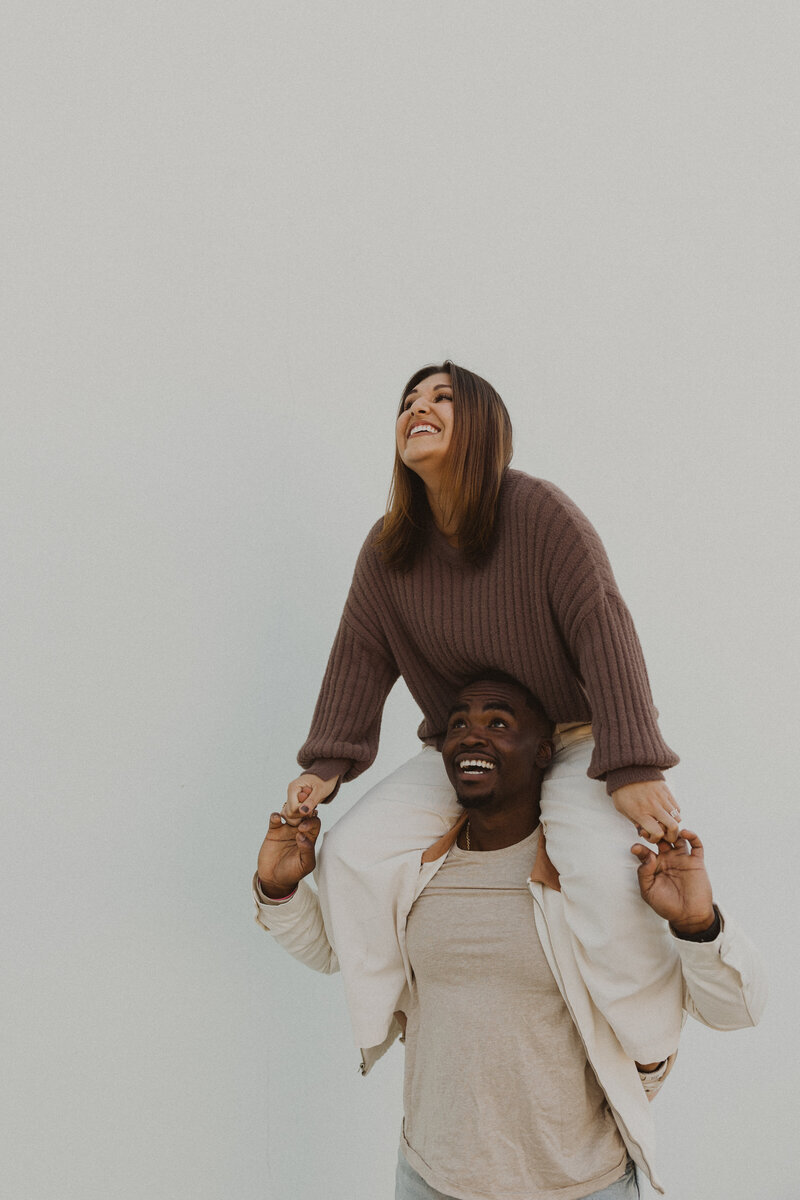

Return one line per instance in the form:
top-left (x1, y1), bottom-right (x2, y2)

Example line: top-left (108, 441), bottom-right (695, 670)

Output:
top-left (3, 3), bottom-right (798, 1198)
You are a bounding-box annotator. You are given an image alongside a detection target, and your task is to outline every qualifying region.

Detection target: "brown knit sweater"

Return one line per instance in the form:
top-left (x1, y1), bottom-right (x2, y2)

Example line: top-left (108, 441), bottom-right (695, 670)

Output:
top-left (298, 470), bottom-right (677, 795)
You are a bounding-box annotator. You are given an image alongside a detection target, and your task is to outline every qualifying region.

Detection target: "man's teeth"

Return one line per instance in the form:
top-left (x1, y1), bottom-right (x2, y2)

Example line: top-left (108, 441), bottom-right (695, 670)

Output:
top-left (459, 759), bottom-right (495, 773)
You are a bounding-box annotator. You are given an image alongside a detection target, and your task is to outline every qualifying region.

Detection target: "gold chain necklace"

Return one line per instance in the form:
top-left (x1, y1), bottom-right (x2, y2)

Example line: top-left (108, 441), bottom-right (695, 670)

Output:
top-left (465, 820), bottom-right (470, 851)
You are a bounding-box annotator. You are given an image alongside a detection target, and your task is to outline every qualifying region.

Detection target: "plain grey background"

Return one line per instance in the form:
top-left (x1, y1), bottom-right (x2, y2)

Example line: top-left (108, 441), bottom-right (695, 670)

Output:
top-left (3, 3), bottom-right (798, 1197)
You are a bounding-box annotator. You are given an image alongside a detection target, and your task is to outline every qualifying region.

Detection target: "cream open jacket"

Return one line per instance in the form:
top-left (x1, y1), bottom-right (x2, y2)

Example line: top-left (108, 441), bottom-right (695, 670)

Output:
top-left (254, 827), bottom-right (766, 1195)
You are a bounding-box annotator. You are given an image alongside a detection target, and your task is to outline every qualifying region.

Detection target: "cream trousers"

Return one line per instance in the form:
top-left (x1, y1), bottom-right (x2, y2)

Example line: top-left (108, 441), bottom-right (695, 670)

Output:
top-left (317, 734), bottom-right (683, 1063)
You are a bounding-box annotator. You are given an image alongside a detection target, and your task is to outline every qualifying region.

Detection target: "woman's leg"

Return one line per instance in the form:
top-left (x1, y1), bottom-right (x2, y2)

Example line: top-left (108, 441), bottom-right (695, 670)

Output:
top-left (540, 735), bottom-right (684, 1064)
top-left (317, 736), bottom-right (683, 1063)
top-left (316, 746), bottom-right (459, 1051)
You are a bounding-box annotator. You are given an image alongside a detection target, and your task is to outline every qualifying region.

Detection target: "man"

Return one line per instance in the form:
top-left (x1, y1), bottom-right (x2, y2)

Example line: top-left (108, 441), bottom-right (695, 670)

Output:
top-left (254, 675), bottom-right (766, 1198)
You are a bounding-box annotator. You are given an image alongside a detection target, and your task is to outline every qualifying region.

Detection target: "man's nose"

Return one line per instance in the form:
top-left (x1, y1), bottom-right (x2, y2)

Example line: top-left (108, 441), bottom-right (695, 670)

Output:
top-left (461, 725), bottom-right (487, 744)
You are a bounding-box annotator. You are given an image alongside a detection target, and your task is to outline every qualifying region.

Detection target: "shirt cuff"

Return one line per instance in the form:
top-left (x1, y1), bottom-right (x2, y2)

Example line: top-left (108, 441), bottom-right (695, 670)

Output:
top-left (637, 1055), bottom-right (672, 1099)
top-left (637, 1059), bottom-right (669, 1082)
top-left (670, 905), bottom-right (722, 943)
top-left (253, 872), bottom-right (298, 905)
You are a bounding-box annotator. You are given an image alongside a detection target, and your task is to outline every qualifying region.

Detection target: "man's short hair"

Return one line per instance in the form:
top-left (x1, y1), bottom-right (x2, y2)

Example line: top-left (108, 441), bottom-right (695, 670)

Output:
top-left (459, 670), bottom-right (555, 735)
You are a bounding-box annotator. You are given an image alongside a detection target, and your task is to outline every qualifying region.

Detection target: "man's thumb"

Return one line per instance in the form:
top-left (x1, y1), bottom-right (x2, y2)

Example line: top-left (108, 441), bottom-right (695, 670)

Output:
top-left (297, 832), bottom-right (317, 874)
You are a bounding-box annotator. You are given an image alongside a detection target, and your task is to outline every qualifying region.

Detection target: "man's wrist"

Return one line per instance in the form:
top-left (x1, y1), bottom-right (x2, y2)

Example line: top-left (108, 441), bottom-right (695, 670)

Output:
top-left (670, 905), bottom-right (721, 942)
top-left (255, 874), bottom-right (299, 903)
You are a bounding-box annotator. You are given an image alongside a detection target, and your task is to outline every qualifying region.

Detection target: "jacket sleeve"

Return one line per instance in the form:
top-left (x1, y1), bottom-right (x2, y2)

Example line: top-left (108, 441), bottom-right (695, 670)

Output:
top-left (253, 877), bottom-right (340, 975)
top-left (539, 481), bottom-right (679, 793)
top-left (297, 526), bottom-right (401, 785)
top-left (676, 905), bottom-right (767, 1031)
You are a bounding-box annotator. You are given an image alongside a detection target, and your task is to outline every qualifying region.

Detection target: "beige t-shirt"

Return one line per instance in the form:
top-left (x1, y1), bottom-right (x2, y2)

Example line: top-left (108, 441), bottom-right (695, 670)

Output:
top-left (401, 828), bottom-right (628, 1200)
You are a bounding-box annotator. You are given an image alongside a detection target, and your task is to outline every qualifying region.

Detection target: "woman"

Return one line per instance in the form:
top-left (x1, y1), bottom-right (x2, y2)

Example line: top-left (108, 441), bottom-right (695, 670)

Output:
top-left (282, 361), bottom-right (684, 1064)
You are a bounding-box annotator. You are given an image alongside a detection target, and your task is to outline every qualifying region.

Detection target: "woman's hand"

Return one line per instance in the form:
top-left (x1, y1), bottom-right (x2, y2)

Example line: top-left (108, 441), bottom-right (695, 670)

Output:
top-left (257, 812), bottom-right (322, 899)
top-left (631, 830), bottom-right (715, 936)
top-left (612, 780), bottom-right (681, 843)
top-left (282, 772), bottom-right (339, 825)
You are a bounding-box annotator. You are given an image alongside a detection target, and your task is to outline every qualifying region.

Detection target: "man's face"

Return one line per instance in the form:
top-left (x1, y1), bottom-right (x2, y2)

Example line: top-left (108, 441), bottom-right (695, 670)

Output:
top-left (442, 679), bottom-right (549, 809)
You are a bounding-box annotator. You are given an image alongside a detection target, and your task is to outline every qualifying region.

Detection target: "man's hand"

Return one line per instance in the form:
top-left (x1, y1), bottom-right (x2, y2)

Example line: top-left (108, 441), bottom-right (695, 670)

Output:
top-left (632, 829), bottom-right (716, 937)
top-left (282, 773), bottom-right (339, 825)
top-left (613, 780), bottom-right (681, 843)
top-left (257, 812), bottom-right (322, 900)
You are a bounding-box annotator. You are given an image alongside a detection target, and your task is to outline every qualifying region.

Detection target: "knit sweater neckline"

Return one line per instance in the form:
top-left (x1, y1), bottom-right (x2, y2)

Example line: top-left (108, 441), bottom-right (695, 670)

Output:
top-left (425, 520), bottom-right (463, 566)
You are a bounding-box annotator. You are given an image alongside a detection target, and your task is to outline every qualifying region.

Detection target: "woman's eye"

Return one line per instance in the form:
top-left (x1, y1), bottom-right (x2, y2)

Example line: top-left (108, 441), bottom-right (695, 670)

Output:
top-left (402, 392), bottom-right (450, 412)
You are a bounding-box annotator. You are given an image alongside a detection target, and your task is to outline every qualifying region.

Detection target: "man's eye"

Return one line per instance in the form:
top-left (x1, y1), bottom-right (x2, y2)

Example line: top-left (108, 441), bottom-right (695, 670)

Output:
top-left (489, 718), bottom-right (507, 728)
top-left (449, 718), bottom-right (465, 730)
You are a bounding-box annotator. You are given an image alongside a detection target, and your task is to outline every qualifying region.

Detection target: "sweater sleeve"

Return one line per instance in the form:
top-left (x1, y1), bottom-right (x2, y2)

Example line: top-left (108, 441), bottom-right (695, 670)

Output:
top-left (539, 482), bottom-right (678, 792)
top-left (297, 528), bottom-right (401, 786)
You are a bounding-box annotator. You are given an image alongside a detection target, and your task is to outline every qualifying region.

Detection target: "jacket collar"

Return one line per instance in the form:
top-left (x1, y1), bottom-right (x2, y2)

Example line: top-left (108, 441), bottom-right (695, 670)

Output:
top-left (421, 813), bottom-right (467, 863)
top-left (420, 813), bottom-right (561, 892)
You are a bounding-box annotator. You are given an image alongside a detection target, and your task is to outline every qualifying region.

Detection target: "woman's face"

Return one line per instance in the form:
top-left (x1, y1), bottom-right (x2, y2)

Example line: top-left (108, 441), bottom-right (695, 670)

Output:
top-left (395, 371), bottom-right (454, 485)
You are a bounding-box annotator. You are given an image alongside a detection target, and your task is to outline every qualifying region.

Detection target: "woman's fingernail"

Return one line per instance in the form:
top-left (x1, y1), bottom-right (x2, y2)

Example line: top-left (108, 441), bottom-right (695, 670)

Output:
top-left (300, 805), bottom-right (309, 814)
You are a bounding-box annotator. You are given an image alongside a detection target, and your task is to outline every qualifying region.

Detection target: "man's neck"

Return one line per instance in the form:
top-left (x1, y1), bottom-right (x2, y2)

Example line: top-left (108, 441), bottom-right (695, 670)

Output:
top-left (461, 800), bottom-right (541, 851)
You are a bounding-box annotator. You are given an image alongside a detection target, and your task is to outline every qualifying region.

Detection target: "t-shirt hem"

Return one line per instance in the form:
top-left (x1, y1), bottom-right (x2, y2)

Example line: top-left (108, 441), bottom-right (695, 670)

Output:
top-left (400, 1132), bottom-right (629, 1200)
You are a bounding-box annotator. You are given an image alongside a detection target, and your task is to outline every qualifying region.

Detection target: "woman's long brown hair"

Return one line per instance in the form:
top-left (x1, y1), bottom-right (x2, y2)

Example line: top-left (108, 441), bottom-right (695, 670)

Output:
top-left (375, 360), bottom-right (513, 569)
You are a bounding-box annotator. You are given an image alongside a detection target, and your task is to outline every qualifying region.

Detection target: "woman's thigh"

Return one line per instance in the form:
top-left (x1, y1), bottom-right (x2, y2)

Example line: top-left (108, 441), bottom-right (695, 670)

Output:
top-left (321, 746), bottom-right (460, 866)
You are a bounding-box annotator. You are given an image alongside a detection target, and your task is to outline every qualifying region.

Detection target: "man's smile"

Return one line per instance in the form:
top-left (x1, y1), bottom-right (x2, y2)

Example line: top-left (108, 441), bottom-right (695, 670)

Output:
top-left (454, 754), bottom-right (497, 777)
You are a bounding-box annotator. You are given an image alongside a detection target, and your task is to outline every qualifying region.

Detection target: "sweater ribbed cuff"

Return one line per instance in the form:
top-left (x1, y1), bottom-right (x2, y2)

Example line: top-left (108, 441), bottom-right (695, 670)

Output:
top-left (605, 765), bottom-right (666, 796)
top-left (303, 759), bottom-right (350, 801)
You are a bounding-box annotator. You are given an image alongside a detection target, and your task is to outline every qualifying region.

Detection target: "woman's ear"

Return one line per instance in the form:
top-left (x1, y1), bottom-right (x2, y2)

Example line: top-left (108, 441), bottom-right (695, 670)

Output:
top-left (535, 739), bottom-right (554, 769)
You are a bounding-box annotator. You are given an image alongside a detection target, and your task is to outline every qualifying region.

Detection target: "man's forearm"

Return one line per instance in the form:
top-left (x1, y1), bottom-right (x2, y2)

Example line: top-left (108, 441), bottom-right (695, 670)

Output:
top-left (253, 875), bottom-right (340, 975)
top-left (677, 904), bottom-right (767, 1031)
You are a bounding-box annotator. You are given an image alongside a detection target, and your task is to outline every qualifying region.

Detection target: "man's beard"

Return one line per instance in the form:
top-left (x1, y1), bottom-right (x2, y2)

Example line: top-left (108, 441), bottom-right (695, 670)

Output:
top-left (455, 787), bottom-right (496, 809)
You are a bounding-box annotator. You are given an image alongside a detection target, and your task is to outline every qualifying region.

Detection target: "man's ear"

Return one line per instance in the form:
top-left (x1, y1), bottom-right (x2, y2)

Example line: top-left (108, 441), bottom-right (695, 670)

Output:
top-left (535, 739), bottom-right (554, 769)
